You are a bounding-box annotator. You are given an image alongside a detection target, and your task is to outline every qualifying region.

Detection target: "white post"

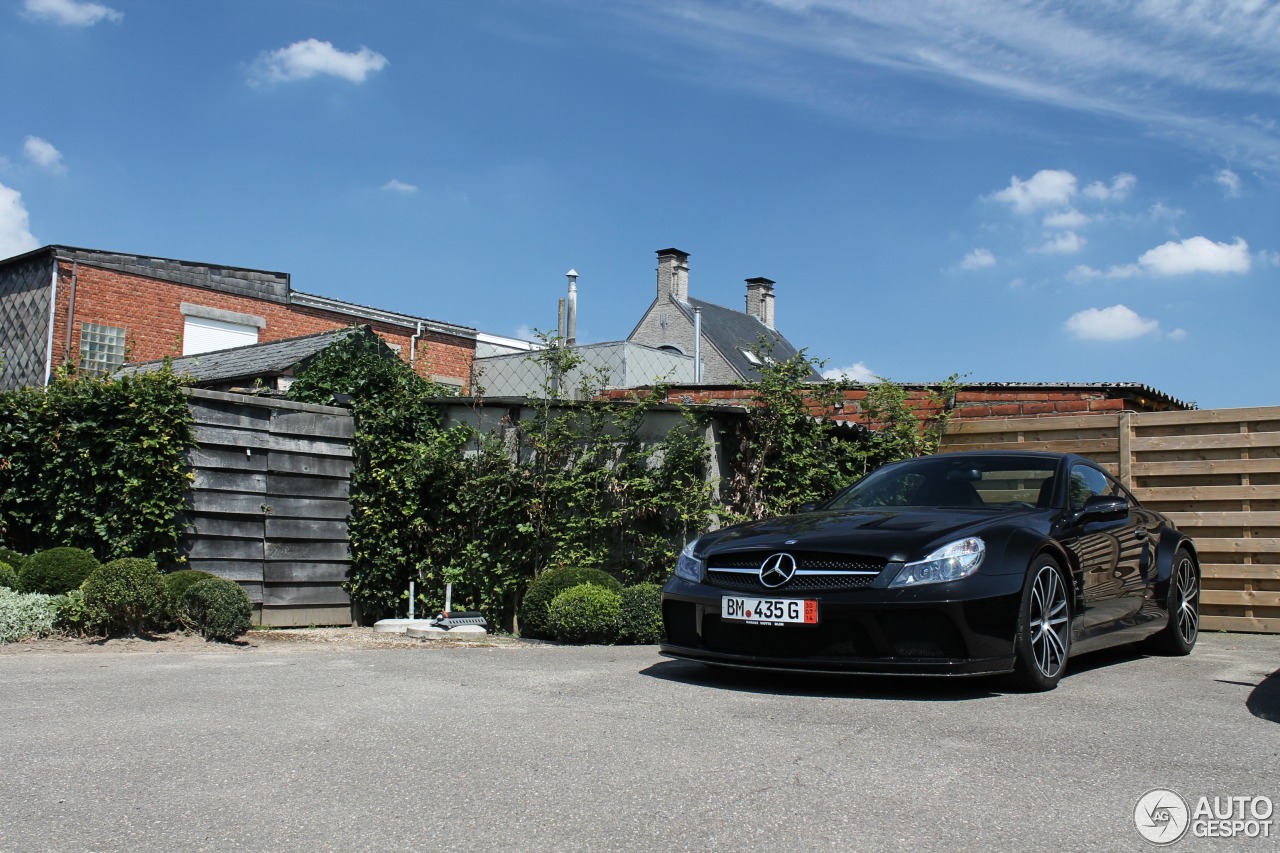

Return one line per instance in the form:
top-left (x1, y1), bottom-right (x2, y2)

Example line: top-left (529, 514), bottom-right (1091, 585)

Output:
top-left (409, 581), bottom-right (415, 620)
top-left (444, 582), bottom-right (453, 615)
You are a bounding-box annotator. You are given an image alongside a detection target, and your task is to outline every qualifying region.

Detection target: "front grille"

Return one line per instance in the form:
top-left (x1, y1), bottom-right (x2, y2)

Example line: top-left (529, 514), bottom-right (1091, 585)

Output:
top-left (704, 550), bottom-right (886, 592)
top-left (706, 571), bottom-right (876, 592)
top-left (710, 551), bottom-right (884, 573)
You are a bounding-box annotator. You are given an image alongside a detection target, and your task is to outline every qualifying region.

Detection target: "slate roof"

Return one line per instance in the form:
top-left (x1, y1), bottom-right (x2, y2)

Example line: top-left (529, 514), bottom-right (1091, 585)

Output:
top-left (679, 296), bottom-right (821, 382)
top-left (117, 325), bottom-right (380, 387)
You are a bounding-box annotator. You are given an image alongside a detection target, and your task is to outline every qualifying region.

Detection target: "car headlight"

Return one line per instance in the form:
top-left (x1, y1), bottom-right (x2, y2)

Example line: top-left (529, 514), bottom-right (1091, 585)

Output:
top-left (674, 539), bottom-right (705, 582)
top-left (890, 537), bottom-right (985, 587)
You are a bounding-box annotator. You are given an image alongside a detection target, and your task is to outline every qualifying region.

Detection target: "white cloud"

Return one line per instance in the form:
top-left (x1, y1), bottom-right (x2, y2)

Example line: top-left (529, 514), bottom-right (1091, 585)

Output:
top-left (1043, 208), bottom-right (1090, 229)
top-left (1082, 173), bottom-right (1136, 201)
top-left (822, 362), bottom-right (876, 383)
top-left (251, 39), bottom-right (388, 85)
top-left (1258, 249), bottom-right (1280, 266)
top-left (1067, 264), bottom-right (1102, 282)
top-left (1032, 231), bottom-right (1086, 254)
top-left (1167, 328), bottom-right (1188, 342)
top-left (381, 179), bottom-right (417, 194)
top-left (960, 248), bottom-right (996, 270)
top-left (1214, 168), bottom-right (1242, 198)
top-left (992, 169), bottom-right (1077, 214)
top-left (626, 2), bottom-right (1280, 171)
top-left (0, 182), bottom-right (40, 258)
top-left (22, 0), bottom-right (121, 26)
top-left (1064, 305), bottom-right (1160, 341)
top-left (24, 136), bottom-right (65, 173)
top-left (1138, 236), bottom-right (1250, 275)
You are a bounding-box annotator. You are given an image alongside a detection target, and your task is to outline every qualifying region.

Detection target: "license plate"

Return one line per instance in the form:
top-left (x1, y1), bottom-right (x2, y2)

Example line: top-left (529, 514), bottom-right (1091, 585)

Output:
top-left (722, 595), bottom-right (818, 626)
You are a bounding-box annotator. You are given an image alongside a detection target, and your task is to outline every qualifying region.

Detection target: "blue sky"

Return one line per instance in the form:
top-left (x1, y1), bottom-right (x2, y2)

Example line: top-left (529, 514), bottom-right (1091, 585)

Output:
top-left (2, 0), bottom-right (1277, 408)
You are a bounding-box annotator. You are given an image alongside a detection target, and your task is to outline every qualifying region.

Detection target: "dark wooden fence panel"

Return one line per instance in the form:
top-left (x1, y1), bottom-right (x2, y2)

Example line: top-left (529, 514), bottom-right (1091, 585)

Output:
top-left (182, 389), bottom-right (355, 626)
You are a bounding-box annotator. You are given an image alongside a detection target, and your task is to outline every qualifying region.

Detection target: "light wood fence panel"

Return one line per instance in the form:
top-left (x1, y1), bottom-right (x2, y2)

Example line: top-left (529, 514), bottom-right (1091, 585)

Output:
top-left (941, 406), bottom-right (1280, 633)
top-left (1129, 407), bottom-right (1280, 634)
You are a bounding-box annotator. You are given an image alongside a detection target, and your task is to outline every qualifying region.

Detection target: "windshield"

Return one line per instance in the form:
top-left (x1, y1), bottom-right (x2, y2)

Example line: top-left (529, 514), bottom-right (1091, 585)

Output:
top-left (826, 455), bottom-right (1059, 511)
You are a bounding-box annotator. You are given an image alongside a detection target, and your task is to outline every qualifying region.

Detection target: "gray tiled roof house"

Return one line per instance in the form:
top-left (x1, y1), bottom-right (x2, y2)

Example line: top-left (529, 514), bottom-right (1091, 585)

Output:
top-left (627, 248), bottom-right (820, 384)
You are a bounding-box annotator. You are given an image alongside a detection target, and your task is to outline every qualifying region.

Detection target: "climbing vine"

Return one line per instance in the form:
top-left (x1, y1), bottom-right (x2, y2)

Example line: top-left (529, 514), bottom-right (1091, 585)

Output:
top-left (290, 328), bottom-right (959, 627)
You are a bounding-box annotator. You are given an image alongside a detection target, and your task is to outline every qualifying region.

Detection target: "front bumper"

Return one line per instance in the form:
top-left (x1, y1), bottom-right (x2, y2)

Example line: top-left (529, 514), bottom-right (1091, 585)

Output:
top-left (659, 573), bottom-right (1023, 677)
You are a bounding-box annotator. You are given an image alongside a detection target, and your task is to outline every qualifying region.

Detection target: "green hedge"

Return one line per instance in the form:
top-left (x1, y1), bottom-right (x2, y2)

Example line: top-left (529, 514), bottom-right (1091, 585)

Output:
top-left (519, 567), bottom-right (621, 639)
top-left (618, 583), bottom-right (663, 644)
top-left (0, 368), bottom-right (194, 562)
top-left (18, 547), bottom-right (100, 595)
top-left (547, 583), bottom-right (622, 644)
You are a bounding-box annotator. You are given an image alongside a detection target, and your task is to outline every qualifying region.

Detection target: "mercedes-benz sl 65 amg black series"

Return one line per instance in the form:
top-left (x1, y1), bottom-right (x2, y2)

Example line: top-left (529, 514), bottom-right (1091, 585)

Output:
top-left (661, 450), bottom-right (1200, 690)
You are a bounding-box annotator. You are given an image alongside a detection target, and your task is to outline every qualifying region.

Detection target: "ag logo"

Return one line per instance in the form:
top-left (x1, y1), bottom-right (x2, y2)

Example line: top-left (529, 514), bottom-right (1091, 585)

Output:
top-left (1134, 789), bottom-right (1190, 845)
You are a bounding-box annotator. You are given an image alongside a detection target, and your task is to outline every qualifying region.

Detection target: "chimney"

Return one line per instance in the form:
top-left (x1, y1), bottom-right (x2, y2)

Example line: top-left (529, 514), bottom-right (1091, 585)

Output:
top-left (745, 277), bottom-right (776, 329)
top-left (656, 248), bottom-right (690, 303)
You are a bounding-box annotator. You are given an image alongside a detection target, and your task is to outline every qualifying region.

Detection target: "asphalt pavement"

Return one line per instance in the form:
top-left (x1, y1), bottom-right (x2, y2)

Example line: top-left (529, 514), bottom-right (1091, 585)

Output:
top-left (1, 633), bottom-right (1277, 852)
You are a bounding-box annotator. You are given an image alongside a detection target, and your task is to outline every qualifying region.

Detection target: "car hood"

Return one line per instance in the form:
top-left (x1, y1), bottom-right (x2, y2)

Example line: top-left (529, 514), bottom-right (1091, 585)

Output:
top-left (698, 508), bottom-right (1021, 563)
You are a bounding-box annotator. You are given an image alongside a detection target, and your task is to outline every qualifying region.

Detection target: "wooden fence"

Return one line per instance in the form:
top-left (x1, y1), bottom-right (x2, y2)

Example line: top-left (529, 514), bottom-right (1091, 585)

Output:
top-left (183, 389), bottom-right (355, 627)
top-left (940, 406), bottom-right (1280, 633)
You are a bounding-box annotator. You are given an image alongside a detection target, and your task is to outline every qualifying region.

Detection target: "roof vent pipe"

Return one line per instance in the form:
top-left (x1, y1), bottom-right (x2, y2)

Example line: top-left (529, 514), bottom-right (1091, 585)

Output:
top-left (694, 307), bottom-right (702, 384)
top-left (565, 269), bottom-right (579, 346)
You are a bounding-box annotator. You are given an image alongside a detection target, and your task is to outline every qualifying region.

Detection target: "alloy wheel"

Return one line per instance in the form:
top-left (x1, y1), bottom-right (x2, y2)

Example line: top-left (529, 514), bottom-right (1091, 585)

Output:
top-left (1174, 554), bottom-right (1200, 646)
top-left (1029, 565), bottom-right (1069, 677)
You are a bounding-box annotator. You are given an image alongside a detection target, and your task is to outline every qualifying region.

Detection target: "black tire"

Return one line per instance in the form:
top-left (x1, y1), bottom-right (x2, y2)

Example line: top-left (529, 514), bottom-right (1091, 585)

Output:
top-left (1009, 555), bottom-right (1071, 692)
top-left (1143, 546), bottom-right (1199, 656)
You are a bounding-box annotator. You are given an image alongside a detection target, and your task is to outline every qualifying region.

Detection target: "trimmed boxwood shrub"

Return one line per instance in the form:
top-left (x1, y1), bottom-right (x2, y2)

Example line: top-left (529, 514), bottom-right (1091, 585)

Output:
top-left (17, 547), bottom-right (100, 595)
top-left (0, 588), bottom-right (60, 643)
top-left (0, 561), bottom-right (17, 591)
top-left (548, 583), bottom-right (622, 644)
top-left (163, 569), bottom-right (217, 625)
top-left (618, 583), bottom-right (663, 644)
top-left (184, 577), bottom-right (252, 642)
top-left (520, 566), bottom-right (622, 639)
top-left (81, 557), bottom-right (168, 637)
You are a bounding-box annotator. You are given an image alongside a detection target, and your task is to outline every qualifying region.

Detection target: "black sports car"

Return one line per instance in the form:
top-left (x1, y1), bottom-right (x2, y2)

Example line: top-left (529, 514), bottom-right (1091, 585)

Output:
top-left (661, 450), bottom-right (1199, 690)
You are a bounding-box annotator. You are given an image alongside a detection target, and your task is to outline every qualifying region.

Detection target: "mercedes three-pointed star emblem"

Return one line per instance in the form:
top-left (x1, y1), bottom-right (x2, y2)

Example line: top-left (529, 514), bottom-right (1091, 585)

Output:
top-left (759, 552), bottom-right (798, 588)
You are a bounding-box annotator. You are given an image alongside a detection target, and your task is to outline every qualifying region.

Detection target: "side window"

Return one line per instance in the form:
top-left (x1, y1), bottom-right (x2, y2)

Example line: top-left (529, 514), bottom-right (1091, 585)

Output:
top-left (1067, 464), bottom-right (1122, 511)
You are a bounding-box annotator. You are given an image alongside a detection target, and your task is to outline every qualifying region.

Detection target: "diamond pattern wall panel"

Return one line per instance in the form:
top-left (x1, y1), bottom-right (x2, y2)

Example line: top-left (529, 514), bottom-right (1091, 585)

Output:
top-left (0, 253), bottom-right (53, 390)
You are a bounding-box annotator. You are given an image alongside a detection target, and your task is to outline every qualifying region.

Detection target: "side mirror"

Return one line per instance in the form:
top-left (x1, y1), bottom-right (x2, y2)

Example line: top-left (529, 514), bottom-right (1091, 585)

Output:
top-left (1078, 495), bottom-right (1128, 522)
top-left (799, 502), bottom-right (818, 513)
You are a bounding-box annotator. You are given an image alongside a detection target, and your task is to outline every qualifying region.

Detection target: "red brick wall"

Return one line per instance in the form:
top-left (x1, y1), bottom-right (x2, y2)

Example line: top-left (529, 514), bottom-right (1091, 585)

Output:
top-left (605, 385), bottom-right (1155, 425)
top-left (51, 261), bottom-right (475, 386)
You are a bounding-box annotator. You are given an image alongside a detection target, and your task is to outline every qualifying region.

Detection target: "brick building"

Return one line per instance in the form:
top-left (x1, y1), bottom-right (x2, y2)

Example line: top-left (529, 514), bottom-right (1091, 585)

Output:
top-left (0, 245), bottom-right (476, 391)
